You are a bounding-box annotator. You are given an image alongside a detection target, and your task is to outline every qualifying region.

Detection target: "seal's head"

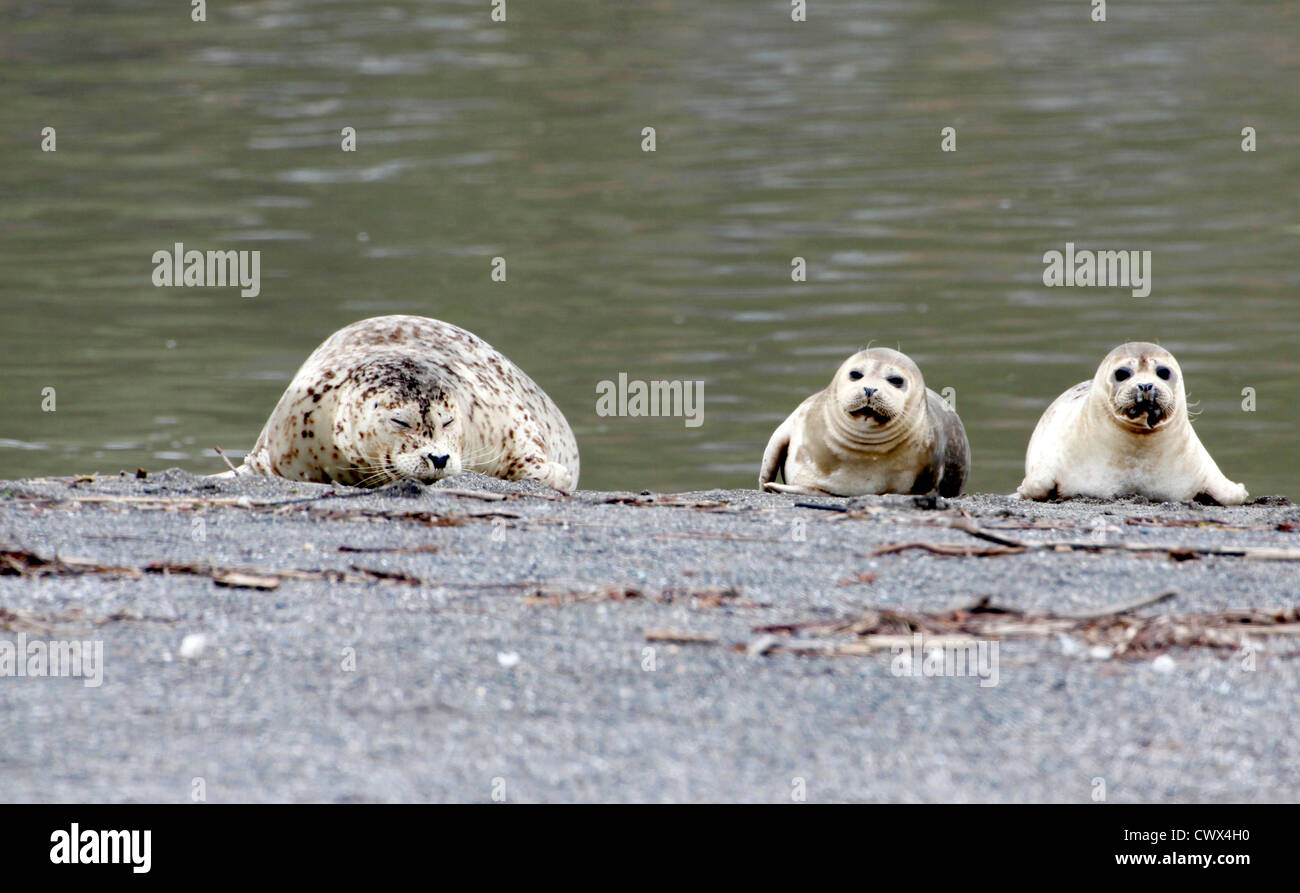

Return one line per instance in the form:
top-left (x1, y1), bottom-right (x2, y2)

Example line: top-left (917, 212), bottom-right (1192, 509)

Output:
top-left (333, 356), bottom-right (466, 485)
top-left (829, 348), bottom-right (925, 442)
top-left (1092, 342), bottom-right (1184, 434)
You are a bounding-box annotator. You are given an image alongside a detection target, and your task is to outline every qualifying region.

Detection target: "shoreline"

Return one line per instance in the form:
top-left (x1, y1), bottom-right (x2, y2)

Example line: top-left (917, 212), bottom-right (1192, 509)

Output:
top-left (2, 470), bottom-right (1298, 802)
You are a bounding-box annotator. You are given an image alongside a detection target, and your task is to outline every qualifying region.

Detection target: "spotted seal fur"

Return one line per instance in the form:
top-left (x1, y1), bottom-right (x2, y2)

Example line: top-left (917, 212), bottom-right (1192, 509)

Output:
top-left (233, 315), bottom-right (580, 491)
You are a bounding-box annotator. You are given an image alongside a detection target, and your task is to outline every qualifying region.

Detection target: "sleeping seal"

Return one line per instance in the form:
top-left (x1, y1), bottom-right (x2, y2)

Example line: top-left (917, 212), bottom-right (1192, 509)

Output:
top-left (233, 315), bottom-right (580, 491)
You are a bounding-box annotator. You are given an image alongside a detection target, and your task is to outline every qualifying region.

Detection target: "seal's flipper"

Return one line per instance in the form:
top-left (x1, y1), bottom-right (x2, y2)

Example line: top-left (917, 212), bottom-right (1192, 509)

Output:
top-left (1016, 475), bottom-right (1058, 501)
top-left (762, 481), bottom-right (831, 496)
top-left (925, 389), bottom-right (970, 497)
top-left (758, 412), bottom-right (796, 489)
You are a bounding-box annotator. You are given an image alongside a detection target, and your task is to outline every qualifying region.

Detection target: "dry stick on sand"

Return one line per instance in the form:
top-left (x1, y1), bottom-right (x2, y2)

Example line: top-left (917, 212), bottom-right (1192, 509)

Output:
top-left (1053, 590), bottom-right (1178, 620)
top-left (740, 592), bottom-right (1300, 659)
top-left (872, 542), bottom-right (1024, 558)
top-left (0, 548), bottom-right (421, 589)
top-left (213, 446), bottom-right (240, 476)
top-left (231, 484), bottom-right (510, 507)
top-left (2, 547), bottom-right (598, 596)
top-left (7, 489), bottom-right (512, 514)
top-left (795, 500), bottom-right (1295, 536)
top-left (423, 487), bottom-right (511, 502)
top-left (862, 518), bottom-right (1300, 562)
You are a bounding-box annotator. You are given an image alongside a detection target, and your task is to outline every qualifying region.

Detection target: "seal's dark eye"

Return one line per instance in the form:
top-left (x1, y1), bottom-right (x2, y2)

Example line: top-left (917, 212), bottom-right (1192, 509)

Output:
top-left (1114, 368), bottom-right (1132, 382)
top-left (442, 418), bottom-right (454, 428)
top-left (848, 370), bottom-right (863, 381)
top-left (1155, 366), bottom-right (1172, 380)
top-left (391, 417), bottom-right (411, 429)
top-left (886, 375), bottom-right (906, 389)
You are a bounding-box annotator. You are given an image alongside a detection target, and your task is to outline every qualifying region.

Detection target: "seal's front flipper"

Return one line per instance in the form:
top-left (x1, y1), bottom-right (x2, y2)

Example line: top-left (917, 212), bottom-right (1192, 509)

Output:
top-left (540, 461), bottom-right (576, 494)
top-left (761, 482), bottom-right (832, 496)
top-left (1198, 478), bottom-right (1249, 507)
top-left (1016, 475), bottom-right (1057, 501)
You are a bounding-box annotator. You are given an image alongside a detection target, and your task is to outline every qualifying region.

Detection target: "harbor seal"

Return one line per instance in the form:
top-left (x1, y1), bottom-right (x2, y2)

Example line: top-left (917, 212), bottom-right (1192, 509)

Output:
top-left (233, 315), bottom-right (580, 491)
top-left (759, 348), bottom-right (969, 497)
top-left (1017, 342), bottom-right (1247, 505)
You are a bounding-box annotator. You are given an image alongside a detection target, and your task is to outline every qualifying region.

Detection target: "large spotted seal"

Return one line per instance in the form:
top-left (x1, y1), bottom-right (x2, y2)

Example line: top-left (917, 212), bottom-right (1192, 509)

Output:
top-left (233, 315), bottom-right (580, 490)
top-left (759, 348), bottom-right (969, 497)
top-left (1017, 342), bottom-right (1247, 505)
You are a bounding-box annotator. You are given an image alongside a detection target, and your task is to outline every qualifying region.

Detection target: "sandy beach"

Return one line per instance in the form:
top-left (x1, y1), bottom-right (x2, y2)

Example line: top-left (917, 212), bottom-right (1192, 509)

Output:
top-left (1, 469), bottom-right (1297, 802)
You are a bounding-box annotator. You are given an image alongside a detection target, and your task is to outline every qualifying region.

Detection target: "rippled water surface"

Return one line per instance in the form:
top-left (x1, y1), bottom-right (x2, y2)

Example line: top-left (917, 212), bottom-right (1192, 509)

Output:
top-left (3, 0), bottom-right (1297, 494)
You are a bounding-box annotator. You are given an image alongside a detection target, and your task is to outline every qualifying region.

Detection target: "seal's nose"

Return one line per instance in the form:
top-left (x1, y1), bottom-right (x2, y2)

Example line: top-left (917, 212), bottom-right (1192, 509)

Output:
top-left (1136, 383), bottom-right (1155, 394)
top-left (862, 387), bottom-right (877, 397)
top-left (428, 453), bottom-right (450, 469)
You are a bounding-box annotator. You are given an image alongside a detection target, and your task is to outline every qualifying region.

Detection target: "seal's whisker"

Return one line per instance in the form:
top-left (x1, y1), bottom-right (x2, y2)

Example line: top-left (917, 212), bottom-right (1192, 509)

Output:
top-left (355, 468), bottom-right (397, 488)
top-left (345, 450), bottom-right (394, 473)
top-left (347, 452), bottom-right (399, 487)
top-left (344, 464), bottom-right (393, 477)
top-left (459, 444), bottom-right (500, 461)
top-left (461, 446), bottom-right (508, 469)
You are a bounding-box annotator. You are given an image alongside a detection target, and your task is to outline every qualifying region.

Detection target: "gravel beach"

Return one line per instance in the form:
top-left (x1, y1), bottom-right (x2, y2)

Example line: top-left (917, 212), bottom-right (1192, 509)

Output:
top-left (2, 470), bottom-right (1297, 803)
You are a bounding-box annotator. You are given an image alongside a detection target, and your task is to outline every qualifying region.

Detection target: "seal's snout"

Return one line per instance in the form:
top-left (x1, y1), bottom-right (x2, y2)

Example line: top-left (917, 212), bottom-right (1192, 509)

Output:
top-left (847, 402), bottom-right (892, 424)
top-left (1119, 383), bottom-right (1169, 430)
top-left (427, 453), bottom-right (450, 469)
top-left (844, 382), bottom-right (895, 424)
top-left (1127, 384), bottom-right (1161, 407)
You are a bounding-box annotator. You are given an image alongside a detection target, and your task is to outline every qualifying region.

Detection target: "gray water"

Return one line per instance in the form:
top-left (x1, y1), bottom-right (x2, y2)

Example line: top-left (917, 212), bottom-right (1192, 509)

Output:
top-left (2, 0), bottom-right (1297, 494)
